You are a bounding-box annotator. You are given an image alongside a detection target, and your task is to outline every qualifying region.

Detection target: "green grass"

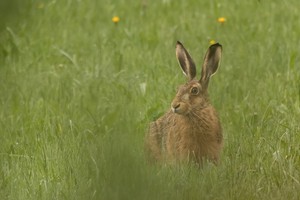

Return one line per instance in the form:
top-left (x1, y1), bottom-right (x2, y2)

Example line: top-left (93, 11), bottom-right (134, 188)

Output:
top-left (0, 0), bottom-right (300, 199)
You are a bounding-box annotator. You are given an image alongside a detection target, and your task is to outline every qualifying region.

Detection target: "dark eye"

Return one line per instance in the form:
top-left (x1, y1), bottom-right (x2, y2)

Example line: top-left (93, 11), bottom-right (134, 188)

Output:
top-left (190, 87), bottom-right (199, 95)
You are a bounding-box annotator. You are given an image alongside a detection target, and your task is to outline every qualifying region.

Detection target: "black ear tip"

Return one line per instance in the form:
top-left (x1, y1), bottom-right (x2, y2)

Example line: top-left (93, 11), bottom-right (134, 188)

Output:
top-left (211, 43), bottom-right (222, 48)
top-left (216, 43), bottom-right (222, 47)
top-left (176, 41), bottom-right (183, 46)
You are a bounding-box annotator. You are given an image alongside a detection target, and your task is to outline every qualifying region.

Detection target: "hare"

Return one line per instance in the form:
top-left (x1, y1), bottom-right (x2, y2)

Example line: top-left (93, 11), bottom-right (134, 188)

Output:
top-left (145, 41), bottom-right (223, 166)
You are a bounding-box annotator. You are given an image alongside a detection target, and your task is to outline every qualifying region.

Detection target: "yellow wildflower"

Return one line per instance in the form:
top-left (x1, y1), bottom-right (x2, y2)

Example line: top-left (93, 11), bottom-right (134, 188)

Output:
top-left (112, 16), bottom-right (120, 24)
top-left (209, 40), bottom-right (216, 45)
top-left (217, 17), bottom-right (226, 23)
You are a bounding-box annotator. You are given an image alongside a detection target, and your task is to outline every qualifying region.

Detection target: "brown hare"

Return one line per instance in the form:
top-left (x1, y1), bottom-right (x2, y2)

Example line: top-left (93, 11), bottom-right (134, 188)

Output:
top-left (145, 41), bottom-right (223, 166)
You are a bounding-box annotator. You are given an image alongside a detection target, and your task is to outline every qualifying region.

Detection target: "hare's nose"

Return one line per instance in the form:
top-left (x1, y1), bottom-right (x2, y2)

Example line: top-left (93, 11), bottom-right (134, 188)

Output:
top-left (171, 103), bottom-right (180, 113)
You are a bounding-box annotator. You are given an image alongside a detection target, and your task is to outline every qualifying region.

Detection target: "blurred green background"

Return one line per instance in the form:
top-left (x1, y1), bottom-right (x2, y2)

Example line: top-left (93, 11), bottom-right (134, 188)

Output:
top-left (0, 0), bottom-right (299, 199)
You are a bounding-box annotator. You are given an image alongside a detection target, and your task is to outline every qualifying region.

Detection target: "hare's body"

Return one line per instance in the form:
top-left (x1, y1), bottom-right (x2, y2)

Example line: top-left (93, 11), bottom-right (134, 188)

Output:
top-left (145, 41), bottom-right (223, 166)
top-left (148, 103), bottom-right (222, 164)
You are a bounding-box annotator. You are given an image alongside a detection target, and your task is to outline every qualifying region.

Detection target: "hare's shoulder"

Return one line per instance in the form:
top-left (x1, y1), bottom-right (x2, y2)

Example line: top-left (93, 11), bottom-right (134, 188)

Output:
top-left (195, 106), bottom-right (223, 142)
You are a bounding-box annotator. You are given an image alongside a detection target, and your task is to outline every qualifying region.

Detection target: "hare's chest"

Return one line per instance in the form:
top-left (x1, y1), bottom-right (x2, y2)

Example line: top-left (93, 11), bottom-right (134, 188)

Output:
top-left (166, 119), bottom-right (206, 155)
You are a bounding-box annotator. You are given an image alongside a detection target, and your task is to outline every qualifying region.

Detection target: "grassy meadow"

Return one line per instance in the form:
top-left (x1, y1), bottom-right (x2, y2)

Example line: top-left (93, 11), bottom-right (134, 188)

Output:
top-left (0, 0), bottom-right (300, 199)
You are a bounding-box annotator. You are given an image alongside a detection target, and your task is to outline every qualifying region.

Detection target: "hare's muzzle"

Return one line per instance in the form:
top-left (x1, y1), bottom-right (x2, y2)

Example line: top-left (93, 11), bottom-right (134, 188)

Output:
top-left (171, 102), bottom-right (181, 113)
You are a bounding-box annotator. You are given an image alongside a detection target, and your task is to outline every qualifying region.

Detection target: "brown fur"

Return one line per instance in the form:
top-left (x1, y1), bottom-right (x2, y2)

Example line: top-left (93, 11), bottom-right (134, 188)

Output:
top-left (145, 41), bottom-right (223, 166)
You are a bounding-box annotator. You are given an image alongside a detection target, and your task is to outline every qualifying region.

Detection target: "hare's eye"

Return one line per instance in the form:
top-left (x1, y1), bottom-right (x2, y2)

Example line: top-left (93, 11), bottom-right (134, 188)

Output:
top-left (190, 87), bottom-right (199, 95)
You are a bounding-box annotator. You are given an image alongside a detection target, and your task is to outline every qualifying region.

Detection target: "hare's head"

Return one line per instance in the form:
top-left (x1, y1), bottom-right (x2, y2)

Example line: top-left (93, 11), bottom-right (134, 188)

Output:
top-left (171, 41), bottom-right (222, 115)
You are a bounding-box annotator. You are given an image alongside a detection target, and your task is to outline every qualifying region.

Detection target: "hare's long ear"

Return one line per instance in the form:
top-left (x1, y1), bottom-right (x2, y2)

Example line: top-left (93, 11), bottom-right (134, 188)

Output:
top-left (176, 41), bottom-right (196, 81)
top-left (200, 43), bottom-right (222, 89)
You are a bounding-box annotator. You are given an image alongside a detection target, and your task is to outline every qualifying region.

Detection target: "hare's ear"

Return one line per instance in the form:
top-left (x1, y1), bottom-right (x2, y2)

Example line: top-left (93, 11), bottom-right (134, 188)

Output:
top-left (200, 43), bottom-right (222, 89)
top-left (176, 41), bottom-right (196, 81)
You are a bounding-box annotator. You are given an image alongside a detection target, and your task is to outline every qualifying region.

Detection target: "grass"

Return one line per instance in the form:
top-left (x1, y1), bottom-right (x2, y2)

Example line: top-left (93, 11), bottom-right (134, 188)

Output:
top-left (0, 0), bottom-right (300, 199)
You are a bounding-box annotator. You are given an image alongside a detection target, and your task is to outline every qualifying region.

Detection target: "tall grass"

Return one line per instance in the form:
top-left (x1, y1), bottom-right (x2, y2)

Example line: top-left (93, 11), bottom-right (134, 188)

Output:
top-left (0, 0), bottom-right (299, 199)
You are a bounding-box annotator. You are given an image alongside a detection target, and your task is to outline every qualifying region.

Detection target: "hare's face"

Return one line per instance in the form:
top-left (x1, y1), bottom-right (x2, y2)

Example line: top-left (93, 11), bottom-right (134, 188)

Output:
top-left (171, 80), bottom-right (206, 115)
